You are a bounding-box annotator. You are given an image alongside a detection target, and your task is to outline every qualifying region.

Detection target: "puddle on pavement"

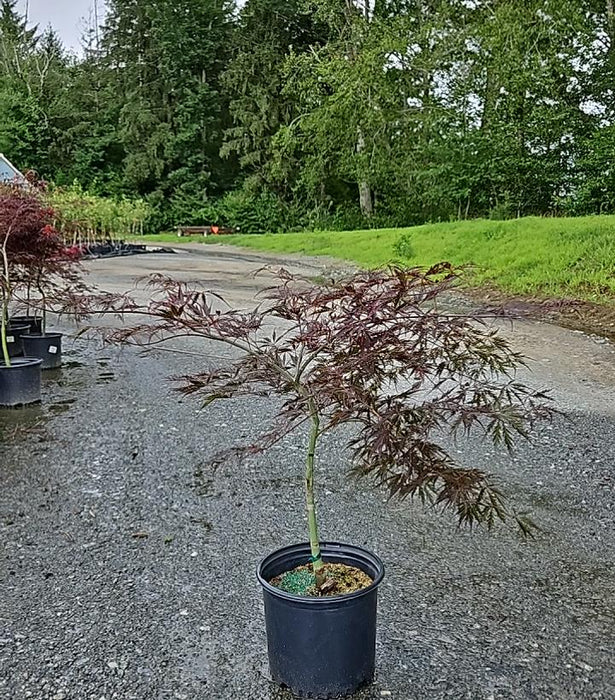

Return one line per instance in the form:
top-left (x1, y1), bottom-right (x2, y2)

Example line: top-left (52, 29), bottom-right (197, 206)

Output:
top-left (0, 403), bottom-right (45, 441)
top-left (42, 365), bottom-right (87, 391)
top-left (1, 356), bottom-right (89, 439)
top-left (55, 353), bottom-right (118, 385)
top-left (1, 394), bottom-right (80, 441)
top-left (1, 351), bottom-right (119, 444)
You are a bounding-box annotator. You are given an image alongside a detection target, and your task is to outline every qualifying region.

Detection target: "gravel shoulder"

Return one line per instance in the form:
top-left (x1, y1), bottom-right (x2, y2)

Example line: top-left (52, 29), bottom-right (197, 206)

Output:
top-left (1, 245), bottom-right (614, 700)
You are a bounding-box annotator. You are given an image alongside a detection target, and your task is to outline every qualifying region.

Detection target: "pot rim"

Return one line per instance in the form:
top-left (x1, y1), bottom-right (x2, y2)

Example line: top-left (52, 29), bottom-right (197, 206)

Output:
top-left (257, 541), bottom-right (385, 604)
top-left (0, 357), bottom-right (43, 369)
top-left (21, 332), bottom-right (63, 339)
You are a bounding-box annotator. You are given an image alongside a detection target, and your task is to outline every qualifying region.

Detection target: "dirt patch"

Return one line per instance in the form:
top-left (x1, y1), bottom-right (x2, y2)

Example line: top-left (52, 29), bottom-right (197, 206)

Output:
top-left (462, 285), bottom-right (615, 341)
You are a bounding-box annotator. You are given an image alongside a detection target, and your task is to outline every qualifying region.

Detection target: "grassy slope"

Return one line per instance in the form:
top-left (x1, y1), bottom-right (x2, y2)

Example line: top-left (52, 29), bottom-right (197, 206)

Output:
top-left (140, 215), bottom-right (615, 301)
top-left (138, 229), bottom-right (400, 266)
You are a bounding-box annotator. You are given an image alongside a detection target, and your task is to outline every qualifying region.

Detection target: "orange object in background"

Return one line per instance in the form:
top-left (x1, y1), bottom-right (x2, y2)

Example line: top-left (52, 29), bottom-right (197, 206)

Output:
top-left (211, 225), bottom-right (219, 235)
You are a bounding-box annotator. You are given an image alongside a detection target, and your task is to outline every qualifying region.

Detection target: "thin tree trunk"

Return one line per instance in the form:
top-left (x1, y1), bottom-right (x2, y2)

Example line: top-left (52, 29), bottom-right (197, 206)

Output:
top-left (358, 180), bottom-right (374, 217)
top-left (37, 272), bottom-right (46, 335)
top-left (1, 242), bottom-right (11, 367)
top-left (608, 0), bottom-right (615, 59)
top-left (306, 400), bottom-right (324, 585)
top-left (481, 65), bottom-right (494, 132)
top-left (342, 3), bottom-right (374, 217)
top-left (1, 297), bottom-right (9, 367)
top-left (356, 128), bottom-right (373, 217)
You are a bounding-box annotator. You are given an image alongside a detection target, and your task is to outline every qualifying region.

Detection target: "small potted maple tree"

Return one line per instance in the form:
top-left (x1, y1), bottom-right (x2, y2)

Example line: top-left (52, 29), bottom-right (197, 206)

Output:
top-left (0, 184), bottom-right (52, 405)
top-left (16, 229), bottom-right (83, 370)
top-left (110, 265), bottom-right (551, 698)
top-left (0, 182), bottom-right (81, 403)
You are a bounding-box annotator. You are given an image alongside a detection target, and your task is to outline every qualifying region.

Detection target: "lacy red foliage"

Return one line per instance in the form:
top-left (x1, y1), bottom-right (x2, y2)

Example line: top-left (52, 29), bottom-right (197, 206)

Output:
top-left (0, 185), bottom-right (57, 259)
top-left (0, 183), bottom-right (83, 267)
top-left (106, 265), bottom-right (553, 532)
top-left (0, 183), bottom-right (85, 324)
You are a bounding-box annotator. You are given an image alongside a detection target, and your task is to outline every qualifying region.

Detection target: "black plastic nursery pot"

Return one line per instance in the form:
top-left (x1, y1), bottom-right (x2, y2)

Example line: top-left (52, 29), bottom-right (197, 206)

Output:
top-left (0, 357), bottom-right (43, 407)
top-left (9, 315), bottom-right (43, 334)
top-left (4, 323), bottom-right (30, 357)
top-left (257, 542), bottom-right (385, 699)
top-left (21, 332), bottom-right (62, 370)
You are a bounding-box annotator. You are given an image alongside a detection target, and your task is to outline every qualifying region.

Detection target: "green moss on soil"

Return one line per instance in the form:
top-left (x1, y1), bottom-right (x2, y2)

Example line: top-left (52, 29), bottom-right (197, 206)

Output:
top-left (270, 562), bottom-right (373, 597)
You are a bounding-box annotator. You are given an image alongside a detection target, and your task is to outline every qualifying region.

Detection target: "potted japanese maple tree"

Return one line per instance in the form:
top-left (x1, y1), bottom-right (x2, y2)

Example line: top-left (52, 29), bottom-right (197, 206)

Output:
top-left (0, 178), bottom-right (86, 373)
top-left (0, 184), bottom-right (51, 405)
top-left (17, 229), bottom-right (83, 370)
top-left (110, 265), bottom-right (551, 698)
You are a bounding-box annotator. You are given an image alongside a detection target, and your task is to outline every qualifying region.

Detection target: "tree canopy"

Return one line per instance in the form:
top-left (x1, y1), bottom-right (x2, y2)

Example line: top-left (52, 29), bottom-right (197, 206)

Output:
top-left (1, 0), bottom-right (615, 231)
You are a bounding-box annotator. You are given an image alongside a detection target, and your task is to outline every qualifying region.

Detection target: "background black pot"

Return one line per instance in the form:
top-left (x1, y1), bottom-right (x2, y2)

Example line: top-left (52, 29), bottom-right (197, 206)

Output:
top-left (9, 315), bottom-right (43, 334)
top-left (22, 332), bottom-right (62, 370)
top-left (257, 542), bottom-right (385, 699)
top-left (0, 357), bottom-right (43, 406)
top-left (4, 323), bottom-right (30, 357)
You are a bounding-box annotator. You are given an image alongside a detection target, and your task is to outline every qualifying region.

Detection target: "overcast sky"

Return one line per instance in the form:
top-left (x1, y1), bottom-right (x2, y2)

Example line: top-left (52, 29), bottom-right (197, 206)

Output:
top-left (17, 0), bottom-right (107, 54)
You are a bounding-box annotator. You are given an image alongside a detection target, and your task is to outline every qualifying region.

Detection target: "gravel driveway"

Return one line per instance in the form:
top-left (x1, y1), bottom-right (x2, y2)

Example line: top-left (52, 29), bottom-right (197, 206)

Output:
top-left (1, 245), bottom-right (614, 700)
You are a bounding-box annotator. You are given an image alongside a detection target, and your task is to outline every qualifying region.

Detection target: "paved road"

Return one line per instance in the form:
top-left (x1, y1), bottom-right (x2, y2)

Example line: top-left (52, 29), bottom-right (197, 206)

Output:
top-left (1, 245), bottom-right (614, 700)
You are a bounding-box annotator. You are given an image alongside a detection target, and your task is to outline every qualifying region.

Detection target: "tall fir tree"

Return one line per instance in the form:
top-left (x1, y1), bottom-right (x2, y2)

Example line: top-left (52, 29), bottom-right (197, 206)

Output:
top-left (101, 0), bottom-right (236, 224)
top-left (221, 0), bottom-right (328, 197)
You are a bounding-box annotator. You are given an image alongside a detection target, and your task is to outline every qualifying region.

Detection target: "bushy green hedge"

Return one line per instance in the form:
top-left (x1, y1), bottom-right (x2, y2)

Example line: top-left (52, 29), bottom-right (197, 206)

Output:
top-left (161, 187), bottom-right (404, 235)
top-left (48, 185), bottom-right (151, 241)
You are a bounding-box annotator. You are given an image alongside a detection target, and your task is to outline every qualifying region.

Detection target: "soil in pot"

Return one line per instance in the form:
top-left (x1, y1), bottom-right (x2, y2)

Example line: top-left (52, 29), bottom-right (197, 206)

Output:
top-left (21, 332), bottom-right (62, 370)
top-left (271, 562), bottom-right (373, 597)
top-left (4, 323), bottom-right (30, 357)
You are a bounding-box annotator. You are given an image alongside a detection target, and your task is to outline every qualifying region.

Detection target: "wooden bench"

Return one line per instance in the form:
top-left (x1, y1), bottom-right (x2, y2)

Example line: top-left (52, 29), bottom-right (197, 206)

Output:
top-left (177, 226), bottom-right (211, 237)
top-left (176, 225), bottom-right (235, 237)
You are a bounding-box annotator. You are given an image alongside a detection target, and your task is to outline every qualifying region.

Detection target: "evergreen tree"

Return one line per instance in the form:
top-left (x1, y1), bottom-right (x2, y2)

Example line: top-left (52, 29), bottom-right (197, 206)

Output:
top-left (0, 0), bottom-right (40, 168)
top-left (101, 0), bottom-right (236, 224)
top-left (53, 25), bottom-right (125, 193)
top-left (0, 2), bottom-right (76, 179)
top-left (221, 0), bottom-right (328, 196)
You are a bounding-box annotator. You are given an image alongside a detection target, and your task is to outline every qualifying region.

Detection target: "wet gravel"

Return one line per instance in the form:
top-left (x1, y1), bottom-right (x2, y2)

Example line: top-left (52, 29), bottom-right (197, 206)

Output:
top-left (1, 250), bottom-right (615, 700)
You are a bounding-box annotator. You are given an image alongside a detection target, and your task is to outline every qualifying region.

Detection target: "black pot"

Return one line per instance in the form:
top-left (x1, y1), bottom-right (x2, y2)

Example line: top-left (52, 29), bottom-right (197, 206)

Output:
top-left (9, 315), bottom-right (43, 334)
top-left (257, 542), bottom-right (385, 699)
top-left (4, 323), bottom-right (30, 357)
top-left (0, 357), bottom-right (43, 406)
top-left (21, 332), bottom-right (62, 370)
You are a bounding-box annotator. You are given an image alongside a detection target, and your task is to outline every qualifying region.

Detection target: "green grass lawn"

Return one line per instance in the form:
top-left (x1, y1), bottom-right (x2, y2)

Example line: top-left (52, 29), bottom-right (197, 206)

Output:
top-left (137, 229), bottom-right (400, 266)
top-left (138, 215), bottom-right (615, 301)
